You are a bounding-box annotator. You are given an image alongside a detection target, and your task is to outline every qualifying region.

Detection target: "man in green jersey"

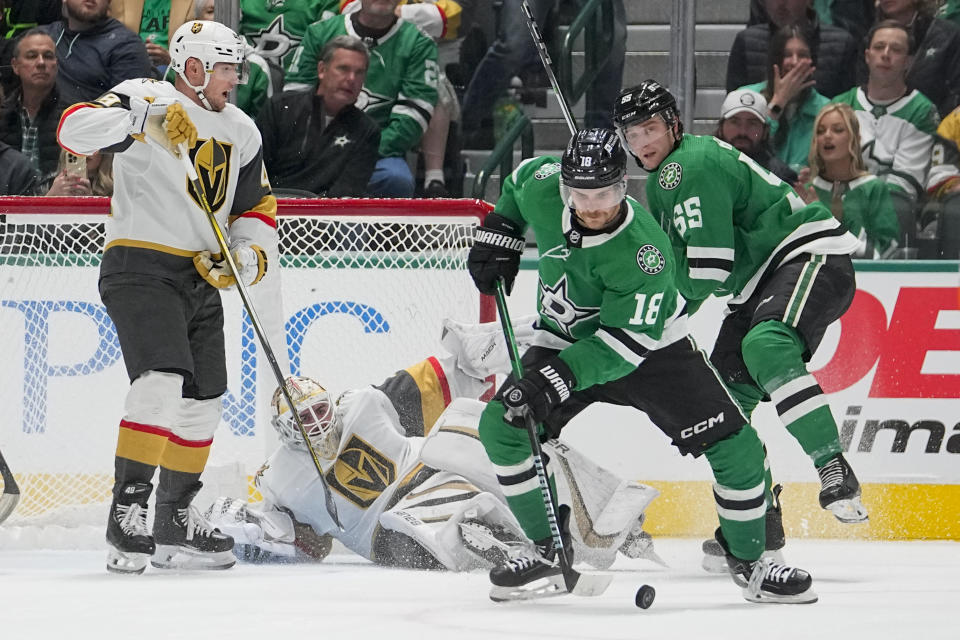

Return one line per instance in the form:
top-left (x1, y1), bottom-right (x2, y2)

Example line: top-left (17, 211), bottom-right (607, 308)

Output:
top-left (613, 81), bottom-right (869, 536)
top-left (466, 128), bottom-right (817, 604)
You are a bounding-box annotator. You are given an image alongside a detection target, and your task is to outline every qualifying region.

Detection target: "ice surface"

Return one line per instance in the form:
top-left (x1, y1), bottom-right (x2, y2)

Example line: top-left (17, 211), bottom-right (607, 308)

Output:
top-left (1, 538), bottom-right (957, 640)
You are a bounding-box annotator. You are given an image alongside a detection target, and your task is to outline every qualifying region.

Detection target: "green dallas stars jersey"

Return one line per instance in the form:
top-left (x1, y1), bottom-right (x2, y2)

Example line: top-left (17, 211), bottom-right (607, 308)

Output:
top-left (285, 14), bottom-right (439, 158)
top-left (645, 134), bottom-right (858, 311)
top-left (810, 174), bottom-right (900, 258)
top-left (497, 156), bottom-right (689, 390)
top-left (239, 0), bottom-right (339, 72)
top-left (830, 87), bottom-right (940, 199)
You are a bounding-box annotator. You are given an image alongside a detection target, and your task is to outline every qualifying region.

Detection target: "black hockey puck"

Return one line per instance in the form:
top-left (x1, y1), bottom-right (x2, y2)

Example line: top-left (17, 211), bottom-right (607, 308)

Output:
top-left (635, 584), bottom-right (655, 609)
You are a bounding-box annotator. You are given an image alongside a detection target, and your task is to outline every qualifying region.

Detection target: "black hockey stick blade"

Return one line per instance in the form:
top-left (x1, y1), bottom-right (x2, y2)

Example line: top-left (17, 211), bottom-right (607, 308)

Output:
top-left (0, 449), bottom-right (21, 525)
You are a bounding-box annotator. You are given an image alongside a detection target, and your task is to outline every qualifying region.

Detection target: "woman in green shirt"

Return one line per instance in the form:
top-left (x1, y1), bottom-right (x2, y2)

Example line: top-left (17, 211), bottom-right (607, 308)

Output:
top-left (797, 102), bottom-right (901, 258)
top-left (741, 25), bottom-right (830, 172)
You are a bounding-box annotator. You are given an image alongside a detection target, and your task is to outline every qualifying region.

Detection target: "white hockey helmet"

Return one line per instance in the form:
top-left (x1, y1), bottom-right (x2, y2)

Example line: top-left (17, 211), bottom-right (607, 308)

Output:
top-left (169, 20), bottom-right (248, 108)
top-left (270, 376), bottom-right (342, 459)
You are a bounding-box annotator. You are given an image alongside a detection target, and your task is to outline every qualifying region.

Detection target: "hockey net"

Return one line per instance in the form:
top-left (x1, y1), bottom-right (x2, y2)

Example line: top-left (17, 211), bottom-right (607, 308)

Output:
top-left (0, 196), bottom-right (493, 547)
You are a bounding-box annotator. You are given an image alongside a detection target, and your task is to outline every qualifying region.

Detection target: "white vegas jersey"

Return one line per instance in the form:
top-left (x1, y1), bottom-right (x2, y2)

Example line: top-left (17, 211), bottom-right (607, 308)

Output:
top-left (256, 387), bottom-right (426, 560)
top-left (57, 78), bottom-right (276, 262)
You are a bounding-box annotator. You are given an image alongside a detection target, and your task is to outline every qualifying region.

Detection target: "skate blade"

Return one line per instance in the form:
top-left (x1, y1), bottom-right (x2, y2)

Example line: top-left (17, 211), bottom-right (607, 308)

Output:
top-left (151, 545), bottom-right (236, 571)
top-left (826, 497), bottom-right (869, 524)
top-left (743, 586), bottom-right (819, 604)
top-left (106, 549), bottom-right (149, 575)
top-left (489, 574), bottom-right (568, 602)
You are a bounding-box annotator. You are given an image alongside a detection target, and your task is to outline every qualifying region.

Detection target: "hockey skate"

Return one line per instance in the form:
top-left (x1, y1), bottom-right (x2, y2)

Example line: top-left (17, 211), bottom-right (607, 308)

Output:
top-left (459, 518), bottom-right (524, 567)
top-left (702, 484), bottom-right (786, 574)
top-left (151, 488), bottom-right (236, 570)
top-left (106, 482), bottom-right (155, 575)
top-left (817, 453), bottom-right (868, 523)
top-left (488, 538), bottom-right (568, 602)
top-left (715, 529), bottom-right (817, 604)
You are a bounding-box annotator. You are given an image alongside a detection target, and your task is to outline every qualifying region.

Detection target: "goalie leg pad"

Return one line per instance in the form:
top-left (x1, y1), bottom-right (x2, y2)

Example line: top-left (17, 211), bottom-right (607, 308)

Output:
top-left (379, 470), bottom-right (525, 571)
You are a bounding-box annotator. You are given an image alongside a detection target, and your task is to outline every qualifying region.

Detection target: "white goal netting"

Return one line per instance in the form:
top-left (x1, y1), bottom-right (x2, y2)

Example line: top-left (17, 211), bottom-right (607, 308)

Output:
top-left (0, 197), bottom-right (492, 547)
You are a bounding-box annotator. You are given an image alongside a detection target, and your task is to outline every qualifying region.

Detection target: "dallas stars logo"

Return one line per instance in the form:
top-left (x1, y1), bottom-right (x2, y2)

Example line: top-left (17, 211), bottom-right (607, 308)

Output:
top-left (637, 244), bottom-right (665, 274)
top-left (659, 162), bottom-right (682, 190)
top-left (333, 135), bottom-right (351, 148)
top-left (539, 274), bottom-right (599, 334)
top-left (248, 16), bottom-right (299, 61)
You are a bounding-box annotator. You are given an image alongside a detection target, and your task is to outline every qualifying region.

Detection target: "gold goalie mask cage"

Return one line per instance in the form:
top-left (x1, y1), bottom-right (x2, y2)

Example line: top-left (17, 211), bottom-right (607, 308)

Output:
top-left (270, 376), bottom-right (342, 459)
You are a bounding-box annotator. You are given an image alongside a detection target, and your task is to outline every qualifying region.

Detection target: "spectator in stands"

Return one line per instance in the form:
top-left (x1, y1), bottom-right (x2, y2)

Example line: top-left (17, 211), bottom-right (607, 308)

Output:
top-left (45, 150), bottom-right (114, 197)
top-left (716, 87), bottom-right (799, 184)
top-left (796, 103), bottom-right (901, 257)
top-left (940, 105), bottom-right (960, 149)
top-left (0, 1), bottom-right (62, 97)
top-left (940, 0), bottom-right (960, 27)
top-left (341, 0), bottom-right (466, 197)
top-left (240, 0), bottom-right (335, 81)
top-left (0, 140), bottom-right (40, 194)
top-left (727, 0), bottom-right (858, 99)
top-left (831, 20), bottom-right (940, 202)
top-left (284, 0), bottom-right (439, 198)
top-left (40, 0), bottom-right (152, 105)
top-left (748, 0), bottom-right (875, 47)
top-left (460, 0), bottom-right (626, 148)
top-left (870, 0), bottom-right (960, 117)
top-left (257, 35), bottom-right (379, 197)
top-left (109, 1), bottom-right (196, 70)
top-left (0, 28), bottom-right (64, 191)
top-left (740, 24), bottom-right (830, 171)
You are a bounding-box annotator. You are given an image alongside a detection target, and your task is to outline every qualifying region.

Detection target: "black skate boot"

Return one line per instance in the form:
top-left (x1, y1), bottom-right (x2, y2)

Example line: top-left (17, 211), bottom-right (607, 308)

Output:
top-left (488, 537), bottom-right (565, 601)
top-left (488, 505), bottom-right (575, 602)
top-left (151, 486), bottom-right (235, 570)
top-left (106, 482), bottom-right (155, 574)
top-left (702, 484), bottom-right (786, 574)
top-left (818, 453), bottom-right (869, 523)
top-left (715, 529), bottom-right (817, 604)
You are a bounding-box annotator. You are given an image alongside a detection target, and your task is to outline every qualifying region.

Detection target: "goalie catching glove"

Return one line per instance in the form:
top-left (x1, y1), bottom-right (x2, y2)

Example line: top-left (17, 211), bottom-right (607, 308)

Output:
top-left (468, 213), bottom-right (525, 295)
top-left (127, 96), bottom-right (198, 153)
top-left (501, 356), bottom-right (576, 426)
top-left (194, 243), bottom-right (268, 289)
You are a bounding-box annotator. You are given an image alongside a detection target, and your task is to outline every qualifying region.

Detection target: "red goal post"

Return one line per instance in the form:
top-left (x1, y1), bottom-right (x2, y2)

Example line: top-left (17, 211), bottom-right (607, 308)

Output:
top-left (0, 196), bottom-right (494, 543)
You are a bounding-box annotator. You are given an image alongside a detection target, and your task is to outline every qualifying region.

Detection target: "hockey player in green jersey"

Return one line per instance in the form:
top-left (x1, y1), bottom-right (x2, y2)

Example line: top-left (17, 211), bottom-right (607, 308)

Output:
top-left (467, 128), bottom-right (817, 604)
top-left (613, 80), bottom-right (869, 531)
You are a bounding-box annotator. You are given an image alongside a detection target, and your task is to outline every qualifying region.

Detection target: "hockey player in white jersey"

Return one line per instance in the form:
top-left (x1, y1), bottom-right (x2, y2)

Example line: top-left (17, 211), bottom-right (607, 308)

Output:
top-left (57, 20), bottom-right (277, 574)
top-left (207, 318), bottom-right (659, 572)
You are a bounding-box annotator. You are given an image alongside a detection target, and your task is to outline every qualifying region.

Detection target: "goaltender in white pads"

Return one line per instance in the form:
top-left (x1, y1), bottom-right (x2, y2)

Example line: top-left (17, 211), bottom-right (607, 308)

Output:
top-left (207, 317), bottom-right (660, 572)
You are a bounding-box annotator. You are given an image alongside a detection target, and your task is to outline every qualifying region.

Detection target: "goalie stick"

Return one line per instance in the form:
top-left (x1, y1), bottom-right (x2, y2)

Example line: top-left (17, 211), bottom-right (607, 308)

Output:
top-left (176, 142), bottom-right (344, 531)
top-left (0, 447), bottom-right (21, 525)
top-left (493, 279), bottom-right (612, 599)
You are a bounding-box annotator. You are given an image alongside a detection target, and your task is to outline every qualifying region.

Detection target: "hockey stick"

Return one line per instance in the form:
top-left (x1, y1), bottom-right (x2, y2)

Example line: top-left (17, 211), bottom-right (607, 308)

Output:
top-left (493, 279), bottom-right (611, 597)
top-left (520, 0), bottom-right (577, 136)
top-left (177, 143), bottom-right (344, 531)
top-left (0, 447), bottom-right (21, 525)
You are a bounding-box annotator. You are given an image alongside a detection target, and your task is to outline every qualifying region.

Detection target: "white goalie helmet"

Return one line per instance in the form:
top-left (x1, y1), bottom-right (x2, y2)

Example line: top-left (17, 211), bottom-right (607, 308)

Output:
top-left (169, 20), bottom-right (248, 107)
top-left (270, 376), bottom-right (342, 459)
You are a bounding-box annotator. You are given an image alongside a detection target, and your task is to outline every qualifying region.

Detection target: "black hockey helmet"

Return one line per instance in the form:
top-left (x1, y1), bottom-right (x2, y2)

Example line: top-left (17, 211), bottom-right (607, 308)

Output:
top-left (614, 80), bottom-right (684, 137)
top-left (560, 128), bottom-right (627, 189)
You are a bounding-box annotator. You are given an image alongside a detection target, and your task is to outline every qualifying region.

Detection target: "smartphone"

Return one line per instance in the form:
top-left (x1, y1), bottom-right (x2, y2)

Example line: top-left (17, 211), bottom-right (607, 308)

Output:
top-left (64, 153), bottom-right (86, 179)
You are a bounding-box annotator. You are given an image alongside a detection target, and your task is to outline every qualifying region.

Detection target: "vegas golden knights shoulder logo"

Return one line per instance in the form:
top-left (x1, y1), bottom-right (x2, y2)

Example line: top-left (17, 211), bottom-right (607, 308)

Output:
top-left (191, 22), bottom-right (203, 34)
top-left (325, 434), bottom-right (396, 508)
top-left (187, 138), bottom-right (232, 213)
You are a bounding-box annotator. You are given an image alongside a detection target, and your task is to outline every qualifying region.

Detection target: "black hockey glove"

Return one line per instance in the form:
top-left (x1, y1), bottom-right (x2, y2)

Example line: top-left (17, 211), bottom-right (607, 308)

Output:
top-left (468, 213), bottom-right (525, 295)
top-left (501, 356), bottom-right (577, 426)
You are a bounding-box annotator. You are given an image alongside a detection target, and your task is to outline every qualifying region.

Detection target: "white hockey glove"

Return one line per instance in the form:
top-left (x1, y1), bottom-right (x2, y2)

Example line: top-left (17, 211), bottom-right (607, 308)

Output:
top-left (193, 243), bottom-right (268, 289)
top-left (128, 96), bottom-right (198, 155)
top-left (440, 315), bottom-right (537, 379)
